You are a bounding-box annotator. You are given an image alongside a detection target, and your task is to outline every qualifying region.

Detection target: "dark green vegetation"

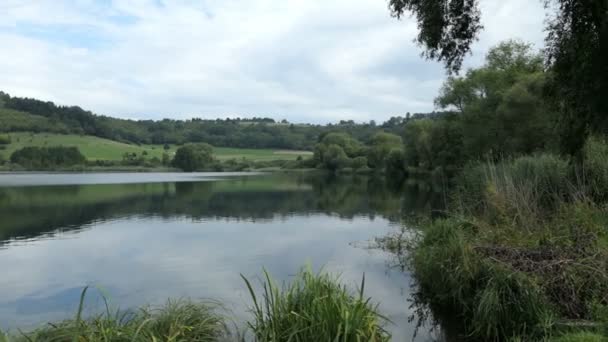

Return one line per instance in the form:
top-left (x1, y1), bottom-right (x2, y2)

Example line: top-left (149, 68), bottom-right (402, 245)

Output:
top-left (0, 92), bottom-right (412, 152)
top-left (388, 0), bottom-right (608, 155)
top-left (10, 146), bottom-right (86, 170)
top-left (379, 137), bottom-right (608, 340)
top-left (1, 268), bottom-right (388, 341)
top-left (369, 1), bottom-right (608, 339)
top-left (311, 41), bottom-right (561, 177)
top-left (171, 143), bottom-right (214, 172)
top-left (242, 267), bottom-right (390, 341)
top-left (2, 291), bottom-right (226, 341)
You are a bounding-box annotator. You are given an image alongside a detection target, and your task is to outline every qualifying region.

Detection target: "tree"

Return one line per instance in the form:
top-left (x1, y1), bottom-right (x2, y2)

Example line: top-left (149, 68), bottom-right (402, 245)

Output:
top-left (388, 0), bottom-right (482, 73)
top-left (367, 132), bottom-right (403, 169)
top-left (322, 144), bottom-right (349, 171)
top-left (434, 41), bottom-right (554, 159)
top-left (352, 156), bottom-right (369, 170)
top-left (171, 143), bottom-right (214, 172)
top-left (389, 0), bottom-right (608, 154)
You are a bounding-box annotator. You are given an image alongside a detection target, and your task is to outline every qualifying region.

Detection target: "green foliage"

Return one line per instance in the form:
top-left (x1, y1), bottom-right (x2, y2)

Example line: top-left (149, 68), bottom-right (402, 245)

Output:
top-left (10, 146), bottom-right (86, 170)
top-left (388, 0), bottom-right (482, 73)
top-left (403, 144), bottom-right (608, 340)
top-left (388, 0), bottom-right (608, 154)
top-left (0, 92), bottom-right (411, 151)
top-left (410, 218), bottom-right (552, 340)
top-left (242, 266), bottom-right (390, 342)
top-left (162, 152), bottom-right (171, 166)
top-left (351, 156), bottom-right (369, 170)
top-left (552, 332), bottom-right (607, 342)
top-left (581, 136), bottom-right (608, 202)
top-left (313, 133), bottom-right (367, 171)
top-left (9, 288), bottom-right (226, 341)
top-left (367, 132), bottom-right (403, 169)
top-left (0, 135), bottom-right (10, 145)
top-left (402, 114), bottom-right (463, 175)
top-left (401, 41), bottom-right (558, 177)
top-left (454, 154), bottom-right (571, 225)
top-left (318, 132), bottom-right (364, 157)
top-left (323, 144), bottom-right (350, 171)
top-left (171, 143), bottom-right (214, 172)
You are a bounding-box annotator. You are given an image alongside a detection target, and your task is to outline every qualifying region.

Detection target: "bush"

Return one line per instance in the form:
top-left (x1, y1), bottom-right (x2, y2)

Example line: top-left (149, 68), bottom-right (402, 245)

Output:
top-left (10, 146), bottom-right (86, 170)
top-left (172, 143), bottom-right (214, 172)
top-left (242, 266), bottom-right (390, 341)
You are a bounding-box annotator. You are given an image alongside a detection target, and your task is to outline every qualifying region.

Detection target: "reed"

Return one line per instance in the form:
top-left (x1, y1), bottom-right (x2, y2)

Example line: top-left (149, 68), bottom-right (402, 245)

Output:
top-left (241, 266), bottom-right (390, 342)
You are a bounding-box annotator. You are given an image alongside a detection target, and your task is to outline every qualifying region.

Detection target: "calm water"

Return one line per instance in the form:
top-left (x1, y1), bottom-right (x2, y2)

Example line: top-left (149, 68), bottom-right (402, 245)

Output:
top-left (0, 172), bottom-right (444, 340)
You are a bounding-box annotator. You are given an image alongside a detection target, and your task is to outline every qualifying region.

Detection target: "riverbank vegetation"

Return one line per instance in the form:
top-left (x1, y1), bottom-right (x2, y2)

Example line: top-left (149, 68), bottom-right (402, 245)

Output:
top-left (371, 0), bottom-right (608, 336)
top-left (0, 267), bottom-right (388, 342)
top-left (379, 137), bottom-right (608, 340)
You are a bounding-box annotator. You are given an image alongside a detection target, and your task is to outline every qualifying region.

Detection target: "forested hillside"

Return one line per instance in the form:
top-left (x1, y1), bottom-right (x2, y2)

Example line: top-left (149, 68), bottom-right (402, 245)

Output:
top-left (0, 91), bottom-right (432, 150)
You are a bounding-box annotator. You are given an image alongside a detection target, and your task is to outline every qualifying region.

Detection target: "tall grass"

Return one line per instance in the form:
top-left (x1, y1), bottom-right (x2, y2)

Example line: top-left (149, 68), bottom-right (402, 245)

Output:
top-left (4, 287), bottom-right (227, 342)
top-left (401, 138), bottom-right (608, 340)
top-left (241, 266), bottom-right (390, 342)
top-left (409, 218), bottom-right (553, 340)
top-left (454, 154), bottom-right (571, 228)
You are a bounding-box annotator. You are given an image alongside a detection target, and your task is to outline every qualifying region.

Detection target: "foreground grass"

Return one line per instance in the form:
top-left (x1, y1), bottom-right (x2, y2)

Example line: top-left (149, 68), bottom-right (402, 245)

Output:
top-left (1, 267), bottom-right (388, 342)
top-left (1, 291), bottom-right (226, 342)
top-left (0, 132), bottom-right (311, 162)
top-left (242, 267), bottom-right (390, 341)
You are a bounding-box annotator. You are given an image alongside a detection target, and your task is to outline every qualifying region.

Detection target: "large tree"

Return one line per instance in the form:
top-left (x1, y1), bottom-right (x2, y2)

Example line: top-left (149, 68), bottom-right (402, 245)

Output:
top-left (389, 0), bottom-right (608, 153)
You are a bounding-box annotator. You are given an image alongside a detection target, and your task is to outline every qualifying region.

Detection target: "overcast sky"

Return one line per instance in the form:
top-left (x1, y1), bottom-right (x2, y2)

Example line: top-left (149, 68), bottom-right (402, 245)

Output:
top-left (0, 0), bottom-right (546, 123)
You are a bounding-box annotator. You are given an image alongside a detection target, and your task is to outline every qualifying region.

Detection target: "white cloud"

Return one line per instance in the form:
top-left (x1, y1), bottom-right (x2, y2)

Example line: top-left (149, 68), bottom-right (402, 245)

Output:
top-left (0, 0), bottom-right (546, 123)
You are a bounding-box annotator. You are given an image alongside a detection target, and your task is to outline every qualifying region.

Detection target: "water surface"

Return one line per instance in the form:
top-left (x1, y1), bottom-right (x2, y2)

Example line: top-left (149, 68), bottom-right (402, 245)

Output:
top-left (0, 172), bottom-right (443, 340)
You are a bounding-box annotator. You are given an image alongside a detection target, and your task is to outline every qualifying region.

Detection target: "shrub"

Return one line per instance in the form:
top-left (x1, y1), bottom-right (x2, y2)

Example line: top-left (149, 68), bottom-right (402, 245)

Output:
top-left (242, 266), bottom-right (390, 341)
top-left (10, 146), bottom-right (86, 169)
top-left (172, 143), bottom-right (214, 172)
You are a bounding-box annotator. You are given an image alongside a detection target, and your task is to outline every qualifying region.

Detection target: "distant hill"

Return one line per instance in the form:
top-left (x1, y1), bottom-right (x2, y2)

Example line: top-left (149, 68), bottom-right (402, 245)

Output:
top-left (0, 91), bottom-right (444, 150)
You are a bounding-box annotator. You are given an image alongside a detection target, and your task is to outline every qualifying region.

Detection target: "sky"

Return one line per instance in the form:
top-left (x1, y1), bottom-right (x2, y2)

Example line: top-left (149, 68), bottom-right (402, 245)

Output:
top-left (0, 0), bottom-right (546, 124)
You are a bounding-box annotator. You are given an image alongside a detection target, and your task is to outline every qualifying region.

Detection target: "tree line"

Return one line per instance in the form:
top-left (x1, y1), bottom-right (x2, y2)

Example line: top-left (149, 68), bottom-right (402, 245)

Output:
top-left (0, 91), bottom-right (433, 151)
top-left (311, 41), bottom-right (582, 177)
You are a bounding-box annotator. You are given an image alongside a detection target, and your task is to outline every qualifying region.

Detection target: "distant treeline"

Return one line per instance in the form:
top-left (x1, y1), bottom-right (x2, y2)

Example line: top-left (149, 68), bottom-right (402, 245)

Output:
top-left (0, 91), bottom-right (443, 150)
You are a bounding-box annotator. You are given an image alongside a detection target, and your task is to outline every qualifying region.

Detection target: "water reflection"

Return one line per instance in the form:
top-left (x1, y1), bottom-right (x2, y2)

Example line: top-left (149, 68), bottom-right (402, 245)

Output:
top-left (0, 173), bottom-right (446, 340)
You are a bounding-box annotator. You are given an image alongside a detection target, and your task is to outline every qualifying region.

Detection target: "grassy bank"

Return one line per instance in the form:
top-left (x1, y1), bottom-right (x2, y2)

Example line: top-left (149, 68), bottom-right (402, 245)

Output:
top-left (0, 267), bottom-right (389, 342)
top-left (379, 136), bottom-right (608, 341)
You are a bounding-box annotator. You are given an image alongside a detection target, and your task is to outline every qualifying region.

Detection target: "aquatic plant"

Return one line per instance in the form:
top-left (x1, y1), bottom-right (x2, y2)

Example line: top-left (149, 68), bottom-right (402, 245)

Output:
top-left (242, 266), bottom-right (391, 342)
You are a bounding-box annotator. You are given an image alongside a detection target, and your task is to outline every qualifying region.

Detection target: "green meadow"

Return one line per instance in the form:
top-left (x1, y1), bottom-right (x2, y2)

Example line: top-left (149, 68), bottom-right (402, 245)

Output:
top-left (0, 132), bottom-right (312, 162)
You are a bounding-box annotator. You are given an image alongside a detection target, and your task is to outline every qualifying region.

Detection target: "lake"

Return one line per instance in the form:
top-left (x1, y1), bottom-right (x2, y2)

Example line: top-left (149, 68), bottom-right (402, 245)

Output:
top-left (0, 172), bottom-right (444, 340)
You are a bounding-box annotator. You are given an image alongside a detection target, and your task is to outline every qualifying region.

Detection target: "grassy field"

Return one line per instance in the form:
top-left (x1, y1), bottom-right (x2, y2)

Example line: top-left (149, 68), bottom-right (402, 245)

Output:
top-left (0, 132), bottom-right (312, 162)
